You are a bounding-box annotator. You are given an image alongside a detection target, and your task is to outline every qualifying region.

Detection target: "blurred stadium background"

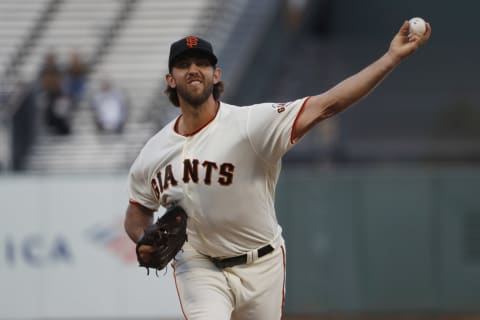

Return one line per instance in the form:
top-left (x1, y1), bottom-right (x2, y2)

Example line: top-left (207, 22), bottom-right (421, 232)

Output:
top-left (0, 0), bottom-right (479, 319)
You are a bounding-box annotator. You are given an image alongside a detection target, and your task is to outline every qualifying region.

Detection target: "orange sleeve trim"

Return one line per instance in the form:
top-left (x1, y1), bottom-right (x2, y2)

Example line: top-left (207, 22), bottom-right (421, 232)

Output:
top-left (128, 199), bottom-right (156, 212)
top-left (290, 96), bottom-right (311, 145)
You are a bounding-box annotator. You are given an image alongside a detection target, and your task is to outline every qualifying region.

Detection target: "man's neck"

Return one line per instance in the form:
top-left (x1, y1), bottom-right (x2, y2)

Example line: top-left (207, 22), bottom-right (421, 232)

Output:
top-left (177, 98), bottom-right (219, 136)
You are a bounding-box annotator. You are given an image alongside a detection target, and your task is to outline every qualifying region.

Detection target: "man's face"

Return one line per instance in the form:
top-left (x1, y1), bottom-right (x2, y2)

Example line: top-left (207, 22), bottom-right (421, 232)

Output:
top-left (167, 53), bottom-right (220, 107)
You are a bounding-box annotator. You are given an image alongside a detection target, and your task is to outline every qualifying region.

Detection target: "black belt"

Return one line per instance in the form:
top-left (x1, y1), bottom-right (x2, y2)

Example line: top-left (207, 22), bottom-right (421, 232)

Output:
top-left (210, 244), bottom-right (275, 269)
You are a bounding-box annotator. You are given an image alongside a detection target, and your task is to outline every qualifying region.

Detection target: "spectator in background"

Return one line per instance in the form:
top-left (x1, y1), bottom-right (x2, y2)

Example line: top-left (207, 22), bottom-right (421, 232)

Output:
top-left (8, 78), bottom-right (37, 170)
top-left (38, 50), bottom-right (72, 135)
top-left (64, 49), bottom-right (88, 108)
top-left (90, 77), bottom-right (128, 134)
top-left (285, 0), bottom-right (309, 30)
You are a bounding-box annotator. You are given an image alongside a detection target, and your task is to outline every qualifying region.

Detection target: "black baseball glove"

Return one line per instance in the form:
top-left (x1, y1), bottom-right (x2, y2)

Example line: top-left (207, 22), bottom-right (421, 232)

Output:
top-left (136, 205), bottom-right (188, 275)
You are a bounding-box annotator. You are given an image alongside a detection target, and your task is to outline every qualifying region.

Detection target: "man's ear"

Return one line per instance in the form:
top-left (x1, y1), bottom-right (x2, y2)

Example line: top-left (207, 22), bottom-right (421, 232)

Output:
top-left (166, 74), bottom-right (176, 88)
top-left (213, 68), bottom-right (222, 85)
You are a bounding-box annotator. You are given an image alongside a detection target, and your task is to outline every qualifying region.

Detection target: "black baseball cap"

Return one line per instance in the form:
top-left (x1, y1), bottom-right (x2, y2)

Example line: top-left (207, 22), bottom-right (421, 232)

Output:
top-left (168, 36), bottom-right (218, 70)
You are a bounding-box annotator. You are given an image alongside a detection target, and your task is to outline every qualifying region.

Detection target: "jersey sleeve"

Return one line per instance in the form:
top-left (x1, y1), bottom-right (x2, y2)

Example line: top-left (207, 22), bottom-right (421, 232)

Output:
top-left (246, 97), bottom-right (309, 162)
top-left (127, 153), bottom-right (160, 211)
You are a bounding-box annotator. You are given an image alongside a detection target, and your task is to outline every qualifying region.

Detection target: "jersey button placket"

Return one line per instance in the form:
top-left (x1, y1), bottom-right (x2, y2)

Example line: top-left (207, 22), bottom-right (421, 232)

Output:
top-left (182, 138), bottom-right (193, 197)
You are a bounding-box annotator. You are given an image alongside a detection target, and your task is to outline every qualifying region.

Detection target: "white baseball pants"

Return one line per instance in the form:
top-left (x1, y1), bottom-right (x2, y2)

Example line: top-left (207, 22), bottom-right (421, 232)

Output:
top-left (172, 241), bottom-right (286, 320)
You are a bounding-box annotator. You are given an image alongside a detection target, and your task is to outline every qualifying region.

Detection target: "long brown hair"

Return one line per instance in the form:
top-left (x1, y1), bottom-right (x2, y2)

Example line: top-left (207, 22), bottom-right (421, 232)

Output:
top-left (164, 81), bottom-right (224, 107)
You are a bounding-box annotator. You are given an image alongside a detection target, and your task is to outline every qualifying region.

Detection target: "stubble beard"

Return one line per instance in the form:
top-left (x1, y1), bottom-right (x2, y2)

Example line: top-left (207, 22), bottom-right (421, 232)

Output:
top-left (176, 80), bottom-right (214, 108)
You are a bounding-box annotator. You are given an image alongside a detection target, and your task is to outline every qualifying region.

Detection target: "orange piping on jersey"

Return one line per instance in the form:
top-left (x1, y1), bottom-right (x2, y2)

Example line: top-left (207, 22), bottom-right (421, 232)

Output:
top-left (172, 264), bottom-right (189, 320)
top-left (290, 96), bottom-right (312, 144)
top-left (173, 116), bottom-right (182, 135)
top-left (174, 101), bottom-right (220, 137)
top-left (280, 245), bottom-right (286, 320)
top-left (128, 199), bottom-right (155, 212)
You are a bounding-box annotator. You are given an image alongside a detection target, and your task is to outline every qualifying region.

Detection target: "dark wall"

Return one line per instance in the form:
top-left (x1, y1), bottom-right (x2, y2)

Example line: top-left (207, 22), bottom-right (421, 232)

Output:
top-left (276, 167), bottom-right (480, 314)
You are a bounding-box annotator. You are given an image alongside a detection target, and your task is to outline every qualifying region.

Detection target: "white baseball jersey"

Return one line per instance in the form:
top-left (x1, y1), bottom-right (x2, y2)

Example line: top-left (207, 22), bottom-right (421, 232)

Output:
top-left (128, 97), bottom-right (309, 258)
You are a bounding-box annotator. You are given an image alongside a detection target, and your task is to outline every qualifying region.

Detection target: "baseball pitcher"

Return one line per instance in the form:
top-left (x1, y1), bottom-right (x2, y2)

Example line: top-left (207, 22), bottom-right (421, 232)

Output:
top-left (124, 20), bottom-right (431, 319)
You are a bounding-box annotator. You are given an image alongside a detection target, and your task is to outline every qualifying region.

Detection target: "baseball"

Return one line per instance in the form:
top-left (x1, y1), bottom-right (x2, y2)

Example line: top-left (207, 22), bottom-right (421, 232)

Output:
top-left (409, 17), bottom-right (427, 35)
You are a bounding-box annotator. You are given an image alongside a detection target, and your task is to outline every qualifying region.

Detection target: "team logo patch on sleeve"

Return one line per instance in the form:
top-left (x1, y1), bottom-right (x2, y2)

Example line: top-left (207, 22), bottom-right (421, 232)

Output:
top-left (271, 102), bottom-right (291, 114)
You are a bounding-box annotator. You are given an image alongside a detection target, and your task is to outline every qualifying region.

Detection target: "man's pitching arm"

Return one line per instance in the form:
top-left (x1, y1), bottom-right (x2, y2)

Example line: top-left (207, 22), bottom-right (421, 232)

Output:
top-left (292, 20), bottom-right (431, 142)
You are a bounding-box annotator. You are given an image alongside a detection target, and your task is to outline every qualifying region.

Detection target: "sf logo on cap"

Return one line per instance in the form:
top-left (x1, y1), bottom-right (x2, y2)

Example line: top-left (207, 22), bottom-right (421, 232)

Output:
top-left (186, 36), bottom-right (198, 48)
